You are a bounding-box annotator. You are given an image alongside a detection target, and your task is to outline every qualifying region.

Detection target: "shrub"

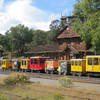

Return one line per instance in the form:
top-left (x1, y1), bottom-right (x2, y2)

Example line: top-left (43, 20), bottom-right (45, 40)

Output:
top-left (3, 73), bottom-right (30, 86)
top-left (58, 76), bottom-right (73, 88)
top-left (21, 96), bottom-right (37, 100)
top-left (0, 94), bottom-right (8, 100)
top-left (53, 93), bottom-right (64, 100)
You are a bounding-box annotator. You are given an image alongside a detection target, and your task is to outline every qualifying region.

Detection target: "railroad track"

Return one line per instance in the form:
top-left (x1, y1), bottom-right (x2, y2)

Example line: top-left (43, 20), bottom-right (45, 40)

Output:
top-left (0, 69), bottom-right (100, 84)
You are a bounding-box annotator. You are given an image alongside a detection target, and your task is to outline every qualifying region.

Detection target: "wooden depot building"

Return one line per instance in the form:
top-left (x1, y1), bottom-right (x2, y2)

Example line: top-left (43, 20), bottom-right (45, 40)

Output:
top-left (26, 26), bottom-right (91, 60)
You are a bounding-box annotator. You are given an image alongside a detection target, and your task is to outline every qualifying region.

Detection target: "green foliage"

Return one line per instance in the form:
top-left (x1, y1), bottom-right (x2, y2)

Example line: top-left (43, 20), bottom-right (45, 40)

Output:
top-left (0, 24), bottom-right (33, 56)
top-left (0, 35), bottom-right (11, 51)
top-left (92, 27), bottom-right (100, 54)
top-left (0, 24), bottom-right (58, 56)
top-left (72, 0), bottom-right (100, 54)
top-left (31, 30), bottom-right (47, 47)
top-left (53, 93), bottom-right (64, 100)
top-left (50, 20), bottom-right (61, 30)
top-left (9, 24), bottom-right (33, 56)
top-left (4, 73), bottom-right (30, 86)
top-left (58, 77), bottom-right (73, 88)
top-left (0, 94), bottom-right (8, 100)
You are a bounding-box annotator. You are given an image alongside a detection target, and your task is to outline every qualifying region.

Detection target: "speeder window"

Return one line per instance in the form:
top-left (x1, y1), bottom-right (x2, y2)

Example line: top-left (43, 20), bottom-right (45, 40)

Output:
top-left (22, 60), bottom-right (24, 65)
top-left (75, 61), bottom-right (77, 66)
top-left (88, 58), bottom-right (92, 65)
top-left (94, 58), bottom-right (98, 65)
top-left (31, 59), bottom-right (34, 64)
top-left (34, 59), bottom-right (39, 64)
top-left (79, 61), bottom-right (81, 66)
top-left (40, 59), bottom-right (45, 64)
top-left (71, 61), bottom-right (74, 66)
top-left (25, 61), bottom-right (26, 65)
top-left (3, 61), bottom-right (5, 65)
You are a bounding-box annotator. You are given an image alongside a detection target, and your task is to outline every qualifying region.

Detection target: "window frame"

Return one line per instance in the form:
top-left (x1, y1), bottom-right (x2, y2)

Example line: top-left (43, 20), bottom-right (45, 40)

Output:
top-left (88, 58), bottom-right (92, 65)
top-left (3, 61), bottom-right (5, 65)
top-left (8, 60), bottom-right (12, 64)
top-left (79, 61), bottom-right (82, 66)
top-left (71, 61), bottom-right (74, 66)
top-left (75, 61), bottom-right (77, 66)
top-left (31, 59), bottom-right (34, 64)
top-left (40, 58), bottom-right (45, 64)
top-left (22, 60), bottom-right (24, 65)
top-left (25, 60), bottom-right (26, 65)
top-left (33, 59), bottom-right (39, 65)
top-left (94, 58), bottom-right (99, 65)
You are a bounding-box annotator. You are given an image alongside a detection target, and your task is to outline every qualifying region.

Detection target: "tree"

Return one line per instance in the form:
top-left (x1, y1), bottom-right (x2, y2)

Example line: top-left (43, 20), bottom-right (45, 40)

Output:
top-left (31, 30), bottom-right (47, 47)
top-left (72, 0), bottom-right (100, 53)
top-left (5, 24), bottom-right (33, 56)
top-left (49, 19), bottom-right (64, 43)
top-left (46, 30), bottom-right (58, 45)
top-left (0, 35), bottom-right (11, 51)
top-left (50, 20), bottom-right (61, 30)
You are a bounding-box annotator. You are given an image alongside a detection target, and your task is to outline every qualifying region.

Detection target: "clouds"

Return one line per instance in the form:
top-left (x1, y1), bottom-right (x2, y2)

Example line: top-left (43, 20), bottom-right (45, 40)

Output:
top-left (0, 0), bottom-right (60, 34)
top-left (0, 0), bottom-right (4, 9)
top-left (0, 0), bottom-right (76, 34)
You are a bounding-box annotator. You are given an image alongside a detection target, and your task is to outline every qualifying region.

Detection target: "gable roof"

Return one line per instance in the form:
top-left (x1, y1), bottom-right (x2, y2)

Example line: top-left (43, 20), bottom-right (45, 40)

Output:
top-left (58, 42), bottom-right (86, 54)
top-left (57, 27), bottom-right (80, 39)
top-left (26, 42), bottom-right (86, 54)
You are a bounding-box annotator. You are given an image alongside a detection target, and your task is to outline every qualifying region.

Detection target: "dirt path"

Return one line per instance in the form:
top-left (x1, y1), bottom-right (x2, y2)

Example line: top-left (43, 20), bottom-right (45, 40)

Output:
top-left (30, 77), bottom-right (100, 92)
top-left (0, 73), bottom-right (100, 92)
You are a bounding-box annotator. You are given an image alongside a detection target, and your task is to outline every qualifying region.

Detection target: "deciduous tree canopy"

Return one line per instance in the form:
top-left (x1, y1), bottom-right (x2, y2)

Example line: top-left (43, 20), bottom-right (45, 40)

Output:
top-left (0, 24), bottom-right (58, 56)
top-left (0, 0), bottom-right (99, 56)
top-left (72, 0), bottom-right (100, 54)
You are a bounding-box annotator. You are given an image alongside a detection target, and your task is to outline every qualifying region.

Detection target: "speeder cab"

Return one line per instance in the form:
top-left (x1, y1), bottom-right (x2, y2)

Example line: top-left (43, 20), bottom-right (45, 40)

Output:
top-left (29, 56), bottom-right (49, 72)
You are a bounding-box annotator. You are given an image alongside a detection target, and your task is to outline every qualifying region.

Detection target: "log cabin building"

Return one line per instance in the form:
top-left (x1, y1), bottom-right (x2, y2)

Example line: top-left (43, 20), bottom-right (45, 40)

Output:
top-left (26, 16), bottom-right (91, 60)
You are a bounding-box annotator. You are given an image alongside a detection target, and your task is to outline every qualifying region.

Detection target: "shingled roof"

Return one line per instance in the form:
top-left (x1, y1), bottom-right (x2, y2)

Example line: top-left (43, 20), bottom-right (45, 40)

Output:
top-left (57, 27), bottom-right (80, 39)
top-left (26, 42), bottom-right (86, 54)
top-left (26, 45), bottom-right (59, 54)
top-left (68, 43), bottom-right (86, 53)
top-left (26, 27), bottom-right (86, 54)
top-left (58, 42), bottom-right (86, 54)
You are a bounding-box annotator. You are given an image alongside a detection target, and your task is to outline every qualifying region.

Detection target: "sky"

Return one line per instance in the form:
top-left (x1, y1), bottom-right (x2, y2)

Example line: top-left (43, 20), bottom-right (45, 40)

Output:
top-left (0, 0), bottom-right (76, 34)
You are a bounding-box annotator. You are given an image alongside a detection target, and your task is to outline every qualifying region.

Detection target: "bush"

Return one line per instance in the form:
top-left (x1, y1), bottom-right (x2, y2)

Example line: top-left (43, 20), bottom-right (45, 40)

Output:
top-left (21, 96), bottom-right (37, 100)
top-left (0, 94), bottom-right (8, 100)
top-left (3, 73), bottom-right (30, 86)
top-left (58, 77), bottom-right (73, 88)
top-left (53, 93), bottom-right (64, 100)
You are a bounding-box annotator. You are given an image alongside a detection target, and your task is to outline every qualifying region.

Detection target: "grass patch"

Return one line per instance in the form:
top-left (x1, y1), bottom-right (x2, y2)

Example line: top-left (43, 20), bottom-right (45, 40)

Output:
top-left (0, 94), bottom-right (9, 100)
top-left (58, 76), bottom-right (73, 88)
top-left (53, 93), bottom-right (64, 100)
top-left (0, 75), bottom-right (100, 100)
top-left (3, 73), bottom-right (30, 86)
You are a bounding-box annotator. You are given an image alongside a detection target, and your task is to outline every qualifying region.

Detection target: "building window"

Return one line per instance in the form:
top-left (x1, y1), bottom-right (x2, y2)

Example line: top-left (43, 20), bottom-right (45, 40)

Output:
top-left (71, 42), bottom-right (74, 45)
top-left (69, 54), bottom-right (72, 59)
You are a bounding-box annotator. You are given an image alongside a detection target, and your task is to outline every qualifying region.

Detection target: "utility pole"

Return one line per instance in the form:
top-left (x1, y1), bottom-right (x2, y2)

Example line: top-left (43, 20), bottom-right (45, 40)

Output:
top-left (11, 38), bottom-right (13, 59)
top-left (9, 31), bottom-right (13, 59)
